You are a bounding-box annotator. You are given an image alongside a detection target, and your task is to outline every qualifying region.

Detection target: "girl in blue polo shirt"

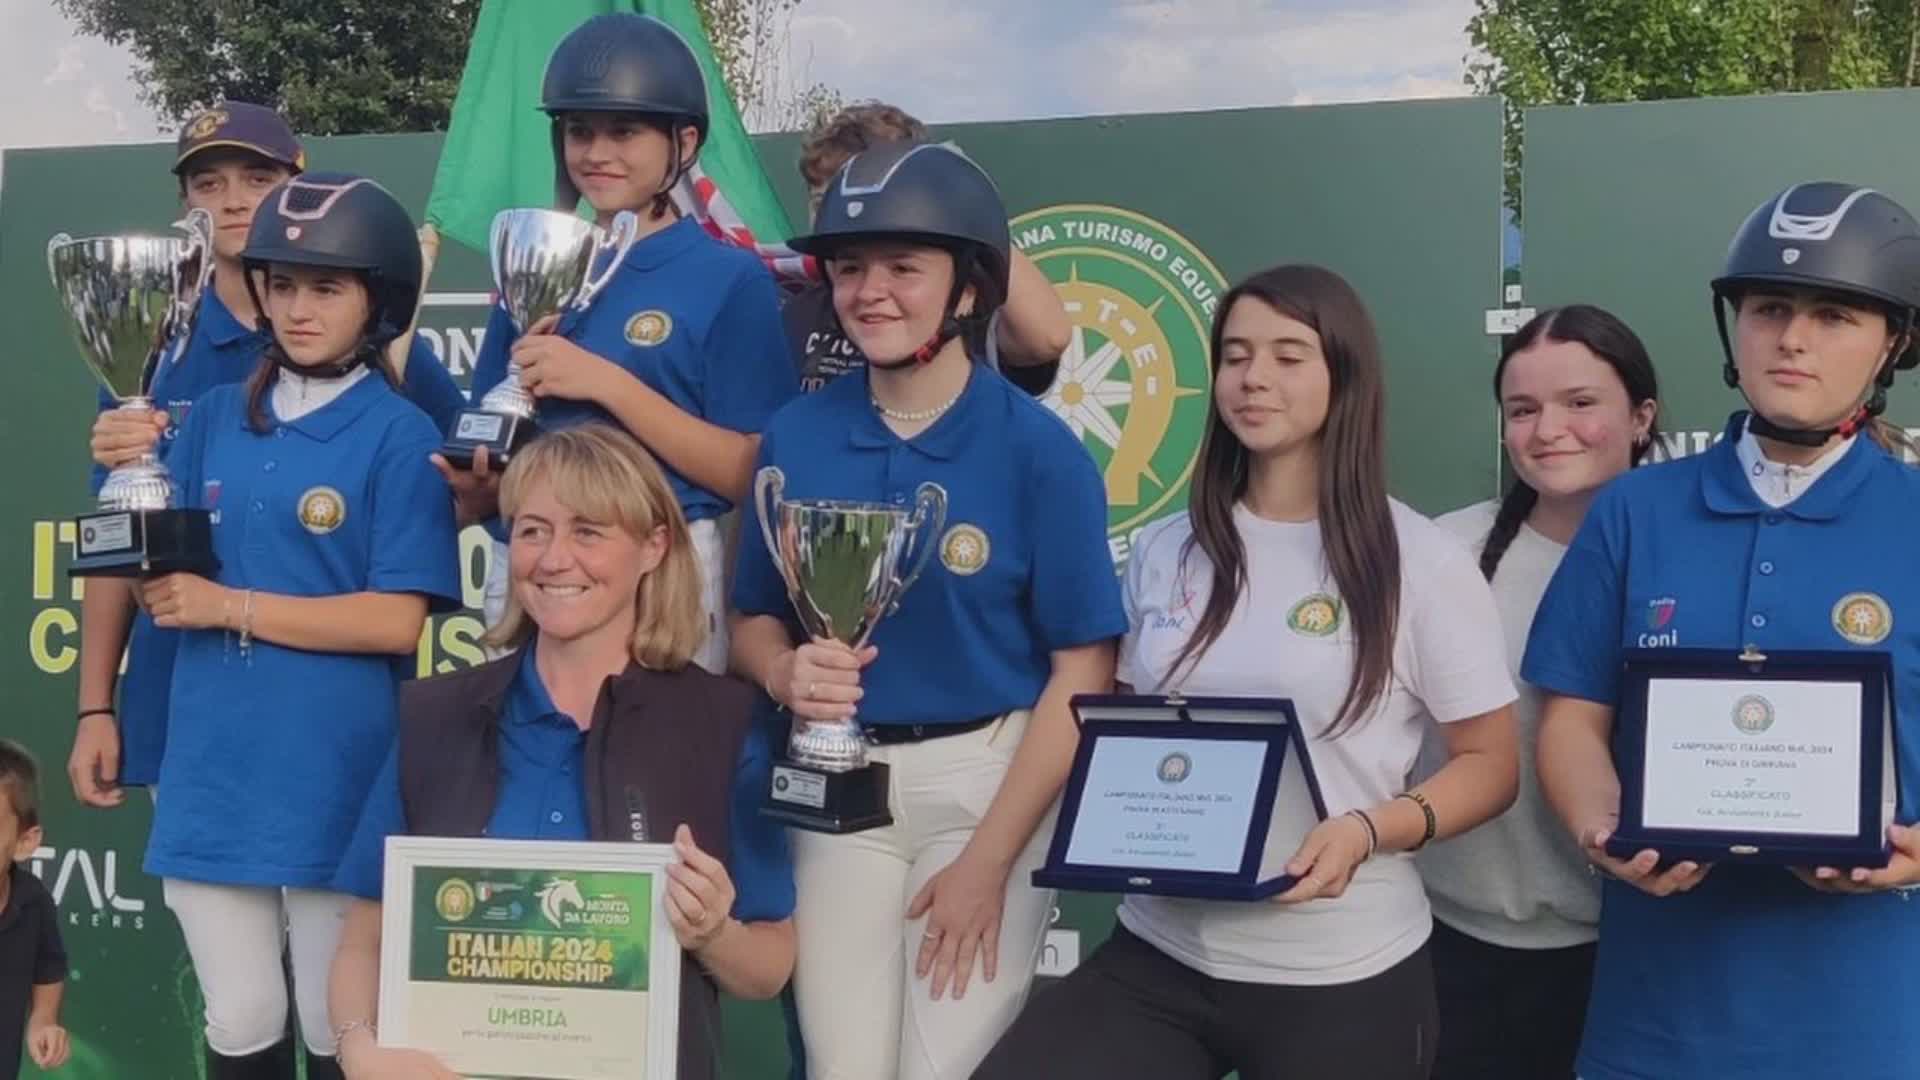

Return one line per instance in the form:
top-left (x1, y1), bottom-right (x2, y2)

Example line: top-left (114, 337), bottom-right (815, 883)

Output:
top-left (729, 140), bottom-right (1125, 1080)
top-left (136, 173), bottom-right (459, 1080)
top-left (443, 13), bottom-right (794, 673)
top-left (1527, 182), bottom-right (1920, 1080)
top-left (70, 102), bottom-right (465, 811)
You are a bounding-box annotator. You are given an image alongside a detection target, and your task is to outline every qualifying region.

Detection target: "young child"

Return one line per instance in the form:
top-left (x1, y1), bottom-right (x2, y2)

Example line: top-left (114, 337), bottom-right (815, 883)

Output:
top-left (0, 741), bottom-right (69, 1079)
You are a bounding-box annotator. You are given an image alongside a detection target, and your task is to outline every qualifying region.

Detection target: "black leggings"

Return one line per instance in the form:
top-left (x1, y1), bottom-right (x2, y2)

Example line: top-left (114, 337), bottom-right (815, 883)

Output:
top-left (1427, 920), bottom-right (1594, 1080)
top-left (973, 922), bottom-right (1438, 1080)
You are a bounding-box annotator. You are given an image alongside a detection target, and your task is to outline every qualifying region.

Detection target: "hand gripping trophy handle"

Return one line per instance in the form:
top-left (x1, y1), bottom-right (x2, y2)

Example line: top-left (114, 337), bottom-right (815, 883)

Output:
top-left (753, 465), bottom-right (864, 770)
top-left (753, 468), bottom-right (945, 832)
top-left (462, 208), bottom-right (638, 458)
top-left (49, 209), bottom-right (221, 574)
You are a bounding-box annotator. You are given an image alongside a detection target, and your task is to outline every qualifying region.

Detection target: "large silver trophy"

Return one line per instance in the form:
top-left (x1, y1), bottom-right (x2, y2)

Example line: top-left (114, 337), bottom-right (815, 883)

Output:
top-left (48, 209), bottom-right (218, 577)
top-left (441, 208), bottom-right (639, 468)
top-left (755, 465), bottom-right (947, 832)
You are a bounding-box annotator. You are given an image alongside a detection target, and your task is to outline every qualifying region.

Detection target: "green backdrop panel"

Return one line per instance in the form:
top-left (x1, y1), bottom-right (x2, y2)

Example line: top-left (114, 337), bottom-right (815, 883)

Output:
top-left (3, 93), bottom-right (1503, 1078)
top-left (1522, 88), bottom-right (1920, 451)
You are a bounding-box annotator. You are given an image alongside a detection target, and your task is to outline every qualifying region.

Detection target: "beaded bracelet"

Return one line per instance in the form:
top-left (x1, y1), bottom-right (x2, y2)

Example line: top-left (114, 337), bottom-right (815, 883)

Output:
top-left (1396, 790), bottom-right (1437, 850)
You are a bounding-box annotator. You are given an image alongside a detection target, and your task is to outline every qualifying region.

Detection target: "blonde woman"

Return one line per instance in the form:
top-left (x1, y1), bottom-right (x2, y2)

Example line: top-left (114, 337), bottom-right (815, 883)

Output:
top-left (327, 425), bottom-right (794, 1080)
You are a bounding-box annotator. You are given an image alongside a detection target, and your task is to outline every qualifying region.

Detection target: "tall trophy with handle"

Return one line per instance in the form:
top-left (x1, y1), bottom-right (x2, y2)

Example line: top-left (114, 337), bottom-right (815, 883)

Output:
top-left (755, 466), bottom-right (947, 832)
top-left (440, 208), bottom-right (639, 469)
top-left (48, 208), bottom-right (218, 577)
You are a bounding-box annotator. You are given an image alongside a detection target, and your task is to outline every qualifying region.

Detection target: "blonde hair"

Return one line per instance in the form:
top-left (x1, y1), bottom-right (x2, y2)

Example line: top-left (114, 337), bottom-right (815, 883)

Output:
top-left (484, 424), bottom-right (706, 670)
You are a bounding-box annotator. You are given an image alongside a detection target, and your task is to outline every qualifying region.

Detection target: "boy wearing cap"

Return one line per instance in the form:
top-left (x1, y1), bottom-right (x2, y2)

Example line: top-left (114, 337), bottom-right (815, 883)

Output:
top-left (68, 102), bottom-right (465, 812)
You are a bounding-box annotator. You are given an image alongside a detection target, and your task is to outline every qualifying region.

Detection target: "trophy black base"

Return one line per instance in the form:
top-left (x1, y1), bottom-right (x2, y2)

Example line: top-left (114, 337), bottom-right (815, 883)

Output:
top-left (440, 409), bottom-right (534, 471)
top-left (69, 508), bottom-right (219, 578)
top-left (762, 760), bottom-right (893, 834)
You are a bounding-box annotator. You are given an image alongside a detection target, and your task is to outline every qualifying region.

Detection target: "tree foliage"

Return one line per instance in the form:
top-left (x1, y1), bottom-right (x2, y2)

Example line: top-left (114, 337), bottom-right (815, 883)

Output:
top-left (1467, 0), bottom-right (1920, 212)
top-left (53, 0), bottom-right (482, 135)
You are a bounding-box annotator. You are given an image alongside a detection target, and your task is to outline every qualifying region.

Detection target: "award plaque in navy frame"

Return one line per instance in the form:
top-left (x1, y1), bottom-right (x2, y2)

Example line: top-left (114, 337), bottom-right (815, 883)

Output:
top-left (1607, 647), bottom-right (1897, 869)
top-left (1033, 693), bottom-right (1329, 900)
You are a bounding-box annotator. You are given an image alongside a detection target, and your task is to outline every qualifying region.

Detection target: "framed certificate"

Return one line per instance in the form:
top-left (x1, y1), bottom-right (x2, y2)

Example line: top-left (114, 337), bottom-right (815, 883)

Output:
top-left (1033, 693), bottom-right (1329, 900)
top-left (377, 837), bottom-right (681, 1079)
top-left (1608, 648), bottom-right (1898, 868)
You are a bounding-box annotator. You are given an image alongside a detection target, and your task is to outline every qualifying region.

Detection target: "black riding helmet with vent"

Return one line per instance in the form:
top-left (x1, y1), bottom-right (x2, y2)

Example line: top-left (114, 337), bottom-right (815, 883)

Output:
top-left (1712, 182), bottom-right (1920, 445)
top-left (542, 13), bottom-right (709, 212)
top-left (241, 172), bottom-right (424, 376)
top-left (790, 141), bottom-right (1012, 367)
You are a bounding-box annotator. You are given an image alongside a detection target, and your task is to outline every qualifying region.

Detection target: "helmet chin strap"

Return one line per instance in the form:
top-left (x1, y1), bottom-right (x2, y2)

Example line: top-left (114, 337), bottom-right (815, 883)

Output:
top-left (1714, 290), bottom-right (1898, 447)
top-left (271, 340), bottom-right (375, 380)
top-left (1744, 401), bottom-right (1877, 446)
top-left (869, 315), bottom-right (965, 371)
top-left (861, 251), bottom-right (979, 371)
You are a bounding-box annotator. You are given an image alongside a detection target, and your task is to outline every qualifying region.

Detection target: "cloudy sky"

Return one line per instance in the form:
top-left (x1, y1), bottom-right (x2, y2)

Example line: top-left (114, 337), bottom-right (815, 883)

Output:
top-left (0, 0), bottom-right (1475, 153)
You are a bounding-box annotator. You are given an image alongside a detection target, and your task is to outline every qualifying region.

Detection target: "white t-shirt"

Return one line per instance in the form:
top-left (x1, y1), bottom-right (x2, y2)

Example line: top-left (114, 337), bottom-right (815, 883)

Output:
top-left (1415, 500), bottom-right (1598, 948)
top-left (1114, 500), bottom-right (1516, 986)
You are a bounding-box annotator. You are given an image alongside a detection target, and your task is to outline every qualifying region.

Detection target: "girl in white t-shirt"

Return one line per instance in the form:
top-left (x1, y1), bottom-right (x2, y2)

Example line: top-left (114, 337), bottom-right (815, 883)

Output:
top-left (1415, 306), bottom-right (1660, 1080)
top-left (976, 264), bottom-right (1519, 1080)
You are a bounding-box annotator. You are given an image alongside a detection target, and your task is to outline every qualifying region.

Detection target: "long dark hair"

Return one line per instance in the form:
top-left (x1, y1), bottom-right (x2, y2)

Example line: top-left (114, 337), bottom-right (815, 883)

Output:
top-left (1166, 265), bottom-right (1398, 738)
top-left (1480, 304), bottom-right (1660, 579)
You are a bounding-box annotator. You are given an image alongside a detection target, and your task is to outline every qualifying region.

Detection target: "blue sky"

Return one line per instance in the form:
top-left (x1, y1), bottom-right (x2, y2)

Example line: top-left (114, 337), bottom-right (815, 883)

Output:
top-left (0, 0), bottom-right (1476, 151)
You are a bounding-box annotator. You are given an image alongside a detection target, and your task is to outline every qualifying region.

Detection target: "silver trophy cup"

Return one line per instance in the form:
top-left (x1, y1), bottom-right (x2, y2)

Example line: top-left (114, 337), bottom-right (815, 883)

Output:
top-left (47, 209), bottom-right (215, 512)
top-left (442, 208), bottom-right (640, 468)
top-left (754, 465), bottom-right (947, 831)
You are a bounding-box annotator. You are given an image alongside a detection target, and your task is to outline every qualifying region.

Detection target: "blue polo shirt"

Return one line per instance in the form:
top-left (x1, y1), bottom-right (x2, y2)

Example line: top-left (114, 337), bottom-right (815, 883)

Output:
top-left (91, 288), bottom-right (465, 786)
top-left (1522, 411), bottom-right (1920, 1080)
top-left (394, 339), bottom-right (469, 438)
top-left (144, 374), bottom-right (460, 888)
top-left (331, 647), bottom-right (795, 924)
top-left (732, 364), bottom-right (1126, 727)
top-left (468, 216), bottom-right (797, 528)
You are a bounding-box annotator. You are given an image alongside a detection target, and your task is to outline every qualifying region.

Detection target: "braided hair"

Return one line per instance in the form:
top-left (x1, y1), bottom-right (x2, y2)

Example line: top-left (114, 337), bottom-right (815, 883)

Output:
top-left (1481, 305), bottom-right (1660, 579)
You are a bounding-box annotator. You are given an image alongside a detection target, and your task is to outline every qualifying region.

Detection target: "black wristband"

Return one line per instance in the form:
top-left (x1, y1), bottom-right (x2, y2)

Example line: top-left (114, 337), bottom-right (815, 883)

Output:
top-left (77, 707), bottom-right (115, 722)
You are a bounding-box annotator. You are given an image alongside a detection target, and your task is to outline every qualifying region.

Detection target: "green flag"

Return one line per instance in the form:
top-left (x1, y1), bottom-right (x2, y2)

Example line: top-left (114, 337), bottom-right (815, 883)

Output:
top-left (426, 0), bottom-right (793, 254)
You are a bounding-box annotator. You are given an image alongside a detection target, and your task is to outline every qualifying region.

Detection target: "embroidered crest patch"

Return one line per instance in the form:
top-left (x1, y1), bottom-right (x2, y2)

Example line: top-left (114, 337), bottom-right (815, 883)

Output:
top-left (297, 486), bottom-right (346, 535)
